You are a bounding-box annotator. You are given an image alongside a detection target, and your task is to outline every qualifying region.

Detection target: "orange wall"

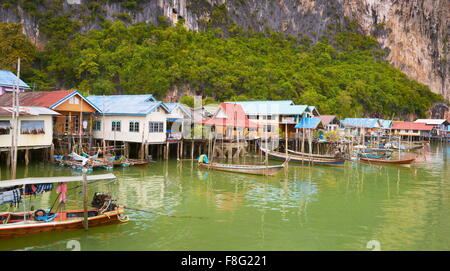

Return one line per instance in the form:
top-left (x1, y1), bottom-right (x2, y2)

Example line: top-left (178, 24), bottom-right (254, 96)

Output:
top-left (54, 95), bottom-right (97, 113)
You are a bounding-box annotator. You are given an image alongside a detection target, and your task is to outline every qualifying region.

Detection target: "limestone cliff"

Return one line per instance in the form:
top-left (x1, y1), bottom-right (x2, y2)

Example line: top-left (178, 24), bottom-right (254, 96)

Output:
top-left (0, 0), bottom-right (448, 99)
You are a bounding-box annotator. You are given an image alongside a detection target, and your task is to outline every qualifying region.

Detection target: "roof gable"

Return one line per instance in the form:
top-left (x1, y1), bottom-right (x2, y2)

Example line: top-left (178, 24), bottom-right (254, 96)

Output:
top-left (295, 117), bottom-right (323, 129)
top-left (0, 70), bottom-right (30, 89)
top-left (164, 103), bottom-right (192, 119)
top-left (319, 115), bottom-right (339, 126)
top-left (203, 103), bottom-right (258, 128)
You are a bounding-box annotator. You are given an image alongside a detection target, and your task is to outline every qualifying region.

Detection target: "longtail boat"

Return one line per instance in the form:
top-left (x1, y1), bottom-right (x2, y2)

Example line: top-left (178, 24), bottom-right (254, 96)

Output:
top-left (288, 149), bottom-right (339, 159)
top-left (0, 174), bottom-right (128, 240)
top-left (357, 153), bottom-right (391, 159)
top-left (359, 157), bottom-right (415, 165)
top-left (198, 161), bottom-right (286, 176)
top-left (261, 148), bottom-right (345, 166)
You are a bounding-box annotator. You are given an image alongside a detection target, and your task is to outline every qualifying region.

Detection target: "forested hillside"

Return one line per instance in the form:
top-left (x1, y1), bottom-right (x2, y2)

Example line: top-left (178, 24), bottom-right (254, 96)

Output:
top-left (0, 18), bottom-right (445, 118)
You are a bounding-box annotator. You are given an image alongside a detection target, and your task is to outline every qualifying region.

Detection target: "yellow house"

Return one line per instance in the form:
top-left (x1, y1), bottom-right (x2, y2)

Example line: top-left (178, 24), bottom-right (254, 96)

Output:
top-left (0, 106), bottom-right (59, 151)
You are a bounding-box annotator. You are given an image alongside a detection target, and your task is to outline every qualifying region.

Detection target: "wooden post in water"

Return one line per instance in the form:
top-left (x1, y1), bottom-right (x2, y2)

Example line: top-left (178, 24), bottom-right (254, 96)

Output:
top-left (10, 58), bottom-right (21, 180)
top-left (82, 168), bottom-right (88, 230)
top-left (285, 123), bottom-right (288, 158)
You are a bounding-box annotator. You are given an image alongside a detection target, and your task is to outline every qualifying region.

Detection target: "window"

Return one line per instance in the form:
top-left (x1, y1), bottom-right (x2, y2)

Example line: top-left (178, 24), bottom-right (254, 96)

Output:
top-left (73, 115), bottom-right (79, 133)
top-left (21, 120), bottom-right (45, 134)
top-left (263, 125), bottom-right (273, 133)
top-left (413, 130), bottom-right (418, 133)
top-left (112, 121), bottom-right (121, 132)
top-left (93, 120), bottom-right (101, 131)
top-left (129, 121), bottom-right (140, 132)
top-left (149, 122), bottom-right (164, 133)
top-left (0, 120), bottom-right (11, 135)
top-left (65, 117), bottom-right (70, 132)
top-left (249, 127), bottom-right (257, 132)
top-left (262, 115), bottom-right (273, 120)
top-left (69, 96), bottom-right (79, 104)
top-left (248, 115), bottom-right (258, 120)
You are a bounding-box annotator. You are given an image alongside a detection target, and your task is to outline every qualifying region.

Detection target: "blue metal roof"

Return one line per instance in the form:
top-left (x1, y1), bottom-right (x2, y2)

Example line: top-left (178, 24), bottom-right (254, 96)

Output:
top-left (87, 95), bottom-right (168, 115)
top-left (341, 118), bottom-right (381, 128)
top-left (295, 117), bottom-right (322, 129)
top-left (227, 101), bottom-right (310, 115)
top-left (0, 70), bottom-right (30, 89)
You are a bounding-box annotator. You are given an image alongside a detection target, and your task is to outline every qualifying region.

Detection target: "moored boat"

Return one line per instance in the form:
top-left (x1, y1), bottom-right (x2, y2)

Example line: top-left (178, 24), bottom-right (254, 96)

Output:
top-left (261, 148), bottom-right (345, 166)
top-left (198, 162), bottom-right (286, 176)
top-left (0, 208), bottom-right (126, 239)
top-left (0, 174), bottom-right (128, 240)
top-left (359, 157), bottom-right (415, 165)
top-left (287, 149), bottom-right (340, 159)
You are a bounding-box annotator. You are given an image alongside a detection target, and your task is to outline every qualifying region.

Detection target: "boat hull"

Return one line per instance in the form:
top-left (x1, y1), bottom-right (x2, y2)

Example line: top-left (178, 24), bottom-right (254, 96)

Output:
top-left (262, 149), bottom-right (345, 166)
top-left (287, 150), bottom-right (338, 159)
top-left (198, 163), bottom-right (284, 176)
top-left (359, 157), bottom-right (415, 165)
top-left (0, 208), bottom-right (127, 240)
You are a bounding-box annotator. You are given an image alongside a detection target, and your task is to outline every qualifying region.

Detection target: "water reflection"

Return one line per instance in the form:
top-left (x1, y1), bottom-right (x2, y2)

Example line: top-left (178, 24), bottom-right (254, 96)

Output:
top-left (0, 143), bottom-right (449, 250)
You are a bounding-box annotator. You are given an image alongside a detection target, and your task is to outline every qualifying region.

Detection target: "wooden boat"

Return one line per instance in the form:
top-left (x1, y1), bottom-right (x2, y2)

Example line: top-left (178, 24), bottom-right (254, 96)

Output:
top-left (358, 148), bottom-right (393, 154)
top-left (0, 174), bottom-right (128, 240)
top-left (0, 208), bottom-right (126, 240)
top-left (359, 157), bottom-right (415, 165)
top-left (357, 153), bottom-right (391, 159)
top-left (261, 148), bottom-right (345, 166)
top-left (198, 161), bottom-right (286, 176)
top-left (288, 149), bottom-right (339, 159)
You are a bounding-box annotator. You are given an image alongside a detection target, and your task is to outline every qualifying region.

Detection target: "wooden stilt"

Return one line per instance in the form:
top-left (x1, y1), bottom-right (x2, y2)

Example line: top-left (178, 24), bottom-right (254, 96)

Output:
top-left (82, 168), bottom-right (88, 230)
top-left (24, 149), bottom-right (29, 166)
top-left (50, 143), bottom-right (55, 162)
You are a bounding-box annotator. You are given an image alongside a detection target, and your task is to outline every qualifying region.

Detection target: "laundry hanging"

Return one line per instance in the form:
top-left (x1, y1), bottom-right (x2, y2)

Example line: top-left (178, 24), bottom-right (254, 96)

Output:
top-left (0, 188), bottom-right (22, 206)
top-left (56, 183), bottom-right (67, 203)
top-left (24, 183), bottom-right (53, 195)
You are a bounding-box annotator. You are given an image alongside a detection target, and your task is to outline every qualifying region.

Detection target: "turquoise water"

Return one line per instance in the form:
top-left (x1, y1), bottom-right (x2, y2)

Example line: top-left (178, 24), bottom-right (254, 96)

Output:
top-left (0, 143), bottom-right (449, 251)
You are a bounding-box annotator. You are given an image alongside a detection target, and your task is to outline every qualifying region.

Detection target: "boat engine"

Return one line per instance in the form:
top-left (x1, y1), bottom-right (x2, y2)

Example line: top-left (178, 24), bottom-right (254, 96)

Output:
top-left (91, 192), bottom-right (118, 213)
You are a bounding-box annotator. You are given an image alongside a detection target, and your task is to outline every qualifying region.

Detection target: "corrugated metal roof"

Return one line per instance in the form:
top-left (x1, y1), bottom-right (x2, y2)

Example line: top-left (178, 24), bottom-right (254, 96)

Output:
top-left (318, 115), bottom-right (339, 126)
top-left (341, 118), bottom-right (381, 128)
top-left (0, 90), bottom-right (101, 113)
top-left (226, 100), bottom-right (311, 115)
top-left (295, 117), bottom-right (322, 129)
top-left (380, 120), bottom-right (392, 129)
top-left (0, 70), bottom-right (30, 89)
top-left (164, 102), bottom-right (192, 118)
top-left (391, 122), bottom-right (433, 131)
top-left (414, 119), bottom-right (449, 125)
top-left (88, 95), bottom-right (168, 115)
top-left (0, 106), bottom-right (59, 116)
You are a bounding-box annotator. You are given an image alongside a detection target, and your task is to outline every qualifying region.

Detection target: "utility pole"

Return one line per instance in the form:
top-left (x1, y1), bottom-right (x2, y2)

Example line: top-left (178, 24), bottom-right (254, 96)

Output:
top-left (11, 58), bottom-right (21, 179)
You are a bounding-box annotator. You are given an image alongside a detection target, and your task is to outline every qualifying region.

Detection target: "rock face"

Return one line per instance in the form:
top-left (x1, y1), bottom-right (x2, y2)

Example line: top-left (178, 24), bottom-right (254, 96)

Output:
top-left (0, 0), bottom-right (448, 99)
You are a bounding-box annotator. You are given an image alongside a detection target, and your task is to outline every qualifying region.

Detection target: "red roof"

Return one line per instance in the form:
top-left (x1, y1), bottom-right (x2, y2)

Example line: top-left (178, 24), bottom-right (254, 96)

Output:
top-left (391, 122), bottom-right (433, 131)
top-left (0, 90), bottom-right (76, 108)
top-left (202, 103), bottom-right (258, 128)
